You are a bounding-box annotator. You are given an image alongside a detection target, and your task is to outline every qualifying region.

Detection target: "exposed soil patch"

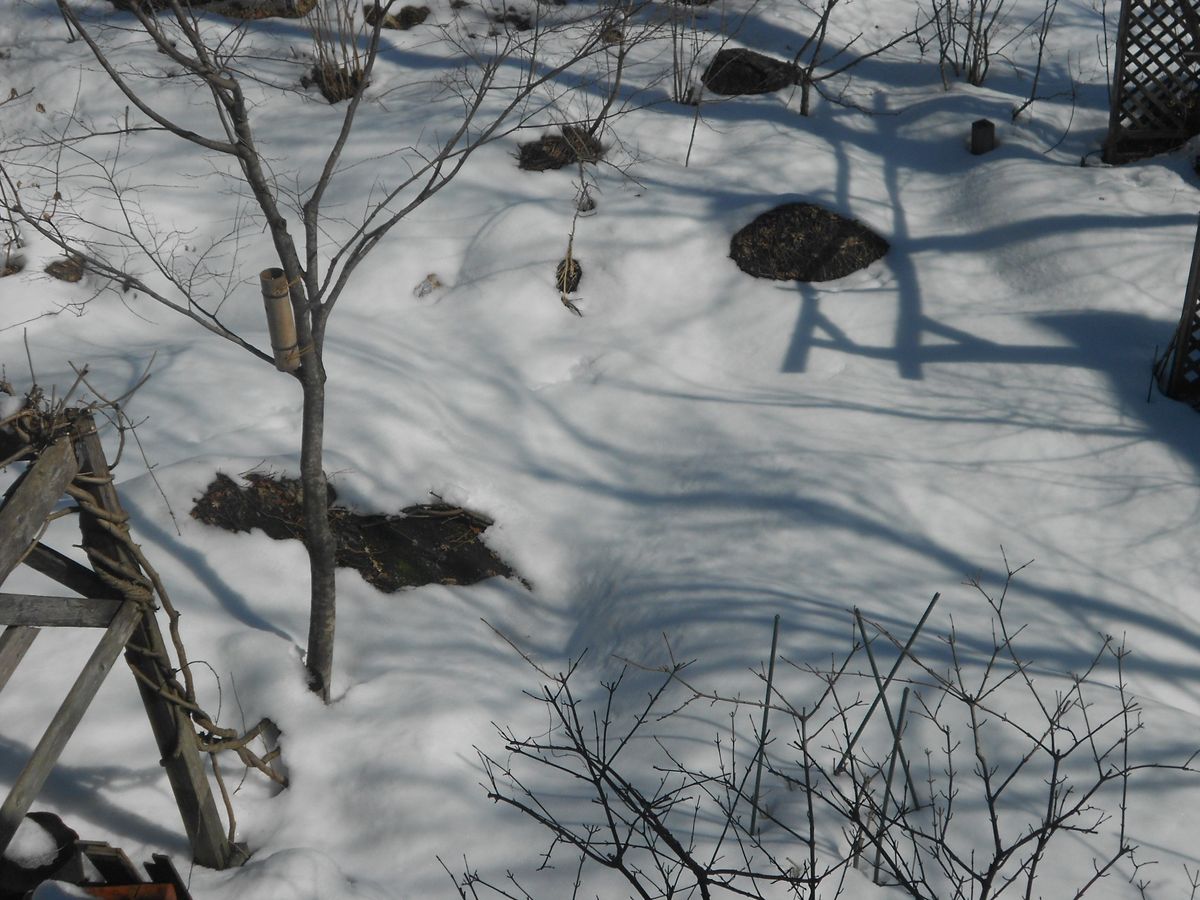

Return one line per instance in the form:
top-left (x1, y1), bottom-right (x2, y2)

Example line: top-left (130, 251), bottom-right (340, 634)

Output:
top-left (730, 202), bottom-right (889, 282)
top-left (192, 473), bottom-right (520, 592)
top-left (517, 125), bottom-right (604, 171)
top-left (492, 6), bottom-right (532, 30)
top-left (701, 48), bottom-right (797, 95)
top-left (365, 3), bottom-right (430, 28)
top-left (44, 257), bottom-right (83, 282)
top-left (1, 255), bottom-right (23, 277)
top-left (108, 0), bottom-right (316, 16)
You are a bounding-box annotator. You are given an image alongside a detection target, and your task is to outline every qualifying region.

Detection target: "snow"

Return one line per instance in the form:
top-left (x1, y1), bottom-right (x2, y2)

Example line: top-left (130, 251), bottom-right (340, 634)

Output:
top-left (3, 0), bottom-right (1200, 896)
top-left (29, 883), bottom-right (93, 900)
top-left (4, 816), bottom-right (60, 869)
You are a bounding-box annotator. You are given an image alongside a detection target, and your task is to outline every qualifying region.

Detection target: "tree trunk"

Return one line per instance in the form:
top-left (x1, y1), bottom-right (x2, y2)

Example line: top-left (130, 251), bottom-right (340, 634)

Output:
top-left (298, 352), bottom-right (337, 702)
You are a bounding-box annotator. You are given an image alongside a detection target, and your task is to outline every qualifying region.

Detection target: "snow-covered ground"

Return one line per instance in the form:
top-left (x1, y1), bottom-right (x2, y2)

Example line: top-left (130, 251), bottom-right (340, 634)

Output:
top-left (4, 0), bottom-right (1200, 895)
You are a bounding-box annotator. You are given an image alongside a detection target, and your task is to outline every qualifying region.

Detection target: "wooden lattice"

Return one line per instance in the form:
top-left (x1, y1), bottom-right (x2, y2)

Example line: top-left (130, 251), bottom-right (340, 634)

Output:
top-left (1104, 0), bottom-right (1200, 163)
top-left (1157, 215), bottom-right (1200, 403)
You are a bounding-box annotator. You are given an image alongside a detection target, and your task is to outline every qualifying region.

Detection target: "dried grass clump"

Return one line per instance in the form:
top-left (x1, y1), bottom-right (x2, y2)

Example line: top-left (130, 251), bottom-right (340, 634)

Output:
top-left (303, 61), bottom-right (368, 102)
top-left (517, 125), bottom-right (604, 171)
top-left (556, 256), bottom-right (582, 293)
top-left (306, 0), bottom-right (368, 102)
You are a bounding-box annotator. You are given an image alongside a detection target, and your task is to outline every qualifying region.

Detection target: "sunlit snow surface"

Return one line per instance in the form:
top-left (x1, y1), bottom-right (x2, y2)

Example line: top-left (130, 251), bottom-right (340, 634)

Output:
top-left (3, 0), bottom-right (1200, 895)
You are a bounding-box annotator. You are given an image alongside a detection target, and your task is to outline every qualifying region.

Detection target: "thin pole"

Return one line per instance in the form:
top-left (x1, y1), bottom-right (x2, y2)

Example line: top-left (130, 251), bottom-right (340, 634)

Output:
top-left (748, 614), bottom-right (781, 836)
top-left (873, 686), bottom-right (910, 885)
top-left (855, 610), bottom-right (922, 808)
top-left (837, 593), bottom-right (939, 773)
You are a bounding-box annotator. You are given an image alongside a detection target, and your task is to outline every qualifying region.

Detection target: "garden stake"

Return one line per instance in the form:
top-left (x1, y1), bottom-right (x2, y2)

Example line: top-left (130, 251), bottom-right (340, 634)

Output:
top-left (855, 609), bottom-right (922, 808)
top-left (748, 614), bottom-right (780, 836)
top-left (873, 686), bottom-right (910, 885)
top-left (837, 592), bottom-right (939, 774)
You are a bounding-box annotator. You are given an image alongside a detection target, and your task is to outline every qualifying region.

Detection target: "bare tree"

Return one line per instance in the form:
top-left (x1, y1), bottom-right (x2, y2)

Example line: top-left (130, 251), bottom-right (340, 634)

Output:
top-left (2, 0), bottom-right (628, 699)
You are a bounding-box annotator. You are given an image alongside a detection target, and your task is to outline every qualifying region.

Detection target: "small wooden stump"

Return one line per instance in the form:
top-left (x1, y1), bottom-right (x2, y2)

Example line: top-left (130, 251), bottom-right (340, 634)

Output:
top-left (970, 119), bottom-right (996, 155)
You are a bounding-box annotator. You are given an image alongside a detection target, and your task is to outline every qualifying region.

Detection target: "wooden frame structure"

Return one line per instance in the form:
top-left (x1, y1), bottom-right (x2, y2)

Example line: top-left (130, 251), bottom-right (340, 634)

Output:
top-left (1157, 214), bottom-right (1200, 404)
top-left (0, 411), bottom-right (240, 870)
top-left (1104, 0), bottom-right (1200, 163)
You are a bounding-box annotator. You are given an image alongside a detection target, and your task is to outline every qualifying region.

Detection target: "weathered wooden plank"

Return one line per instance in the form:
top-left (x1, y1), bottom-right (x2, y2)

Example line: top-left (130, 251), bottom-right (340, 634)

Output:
top-left (0, 439), bottom-right (79, 584)
top-left (24, 542), bottom-right (120, 600)
top-left (72, 413), bottom-right (238, 870)
top-left (0, 626), bottom-right (39, 693)
top-left (0, 593), bottom-right (123, 628)
top-left (0, 599), bottom-right (143, 860)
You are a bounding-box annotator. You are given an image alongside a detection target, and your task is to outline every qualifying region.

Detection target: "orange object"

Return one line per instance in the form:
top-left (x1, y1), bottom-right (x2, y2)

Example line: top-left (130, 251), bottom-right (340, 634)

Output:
top-left (81, 885), bottom-right (178, 900)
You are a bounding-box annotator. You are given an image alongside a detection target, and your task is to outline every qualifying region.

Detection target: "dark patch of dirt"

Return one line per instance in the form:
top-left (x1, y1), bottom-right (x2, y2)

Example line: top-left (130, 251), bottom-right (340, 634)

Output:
top-left (191, 472), bottom-right (521, 593)
top-left (1, 255), bottom-right (23, 277)
top-left (108, 0), bottom-right (316, 17)
top-left (556, 257), bottom-right (582, 293)
top-left (730, 202), bottom-right (889, 282)
top-left (303, 63), bottom-right (368, 103)
top-left (44, 257), bottom-right (83, 282)
top-left (517, 125), bottom-right (604, 171)
top-left (492, 5), bottom-right (532, 29)
top-left (701, 48), bottom-right (797, 95)
top-left (365, 3), bottom-right (430, 28)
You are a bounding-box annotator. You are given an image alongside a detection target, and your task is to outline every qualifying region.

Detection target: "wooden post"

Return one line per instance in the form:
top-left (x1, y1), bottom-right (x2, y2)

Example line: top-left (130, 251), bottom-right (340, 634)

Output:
top-left (260, 267), bottom-right (301, 373)
top-left (970, 119), bottom-right (996, 155)
top-left (0, 593), bottom-right (124, 628)
top-left (0, 438), bottom-right (79, 700)
top-left (1160, 213), bottom-right (1200, 403)
top-left (70, 414), bottom-right (241, 870)
top-left (0, 438), bottom-right (79, 583)
top-left (0, 626), bottom-right (38, 693)
top-left (0, 600), bottom-right (144, 857)
top-left (24, 542), bottom-right (121, 600)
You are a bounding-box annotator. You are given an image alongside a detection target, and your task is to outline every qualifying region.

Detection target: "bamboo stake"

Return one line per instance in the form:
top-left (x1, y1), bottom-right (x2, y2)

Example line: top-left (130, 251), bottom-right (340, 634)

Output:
top-left (260, 267), bottom-right (301, 373)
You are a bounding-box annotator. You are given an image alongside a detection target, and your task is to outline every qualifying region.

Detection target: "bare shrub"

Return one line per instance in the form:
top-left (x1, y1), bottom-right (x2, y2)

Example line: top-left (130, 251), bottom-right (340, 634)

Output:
top-left (924, 0), bottom-right (1059, 88)
top-left (307, 0), bottom-right (368, 101)
top-left (466, 562), bottom-right (1199, 899)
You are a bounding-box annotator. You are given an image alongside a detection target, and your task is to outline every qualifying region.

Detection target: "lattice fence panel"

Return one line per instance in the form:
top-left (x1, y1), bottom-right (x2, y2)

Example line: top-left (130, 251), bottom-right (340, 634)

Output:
top-left (1105, 0), bottom-right (1200, 162)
